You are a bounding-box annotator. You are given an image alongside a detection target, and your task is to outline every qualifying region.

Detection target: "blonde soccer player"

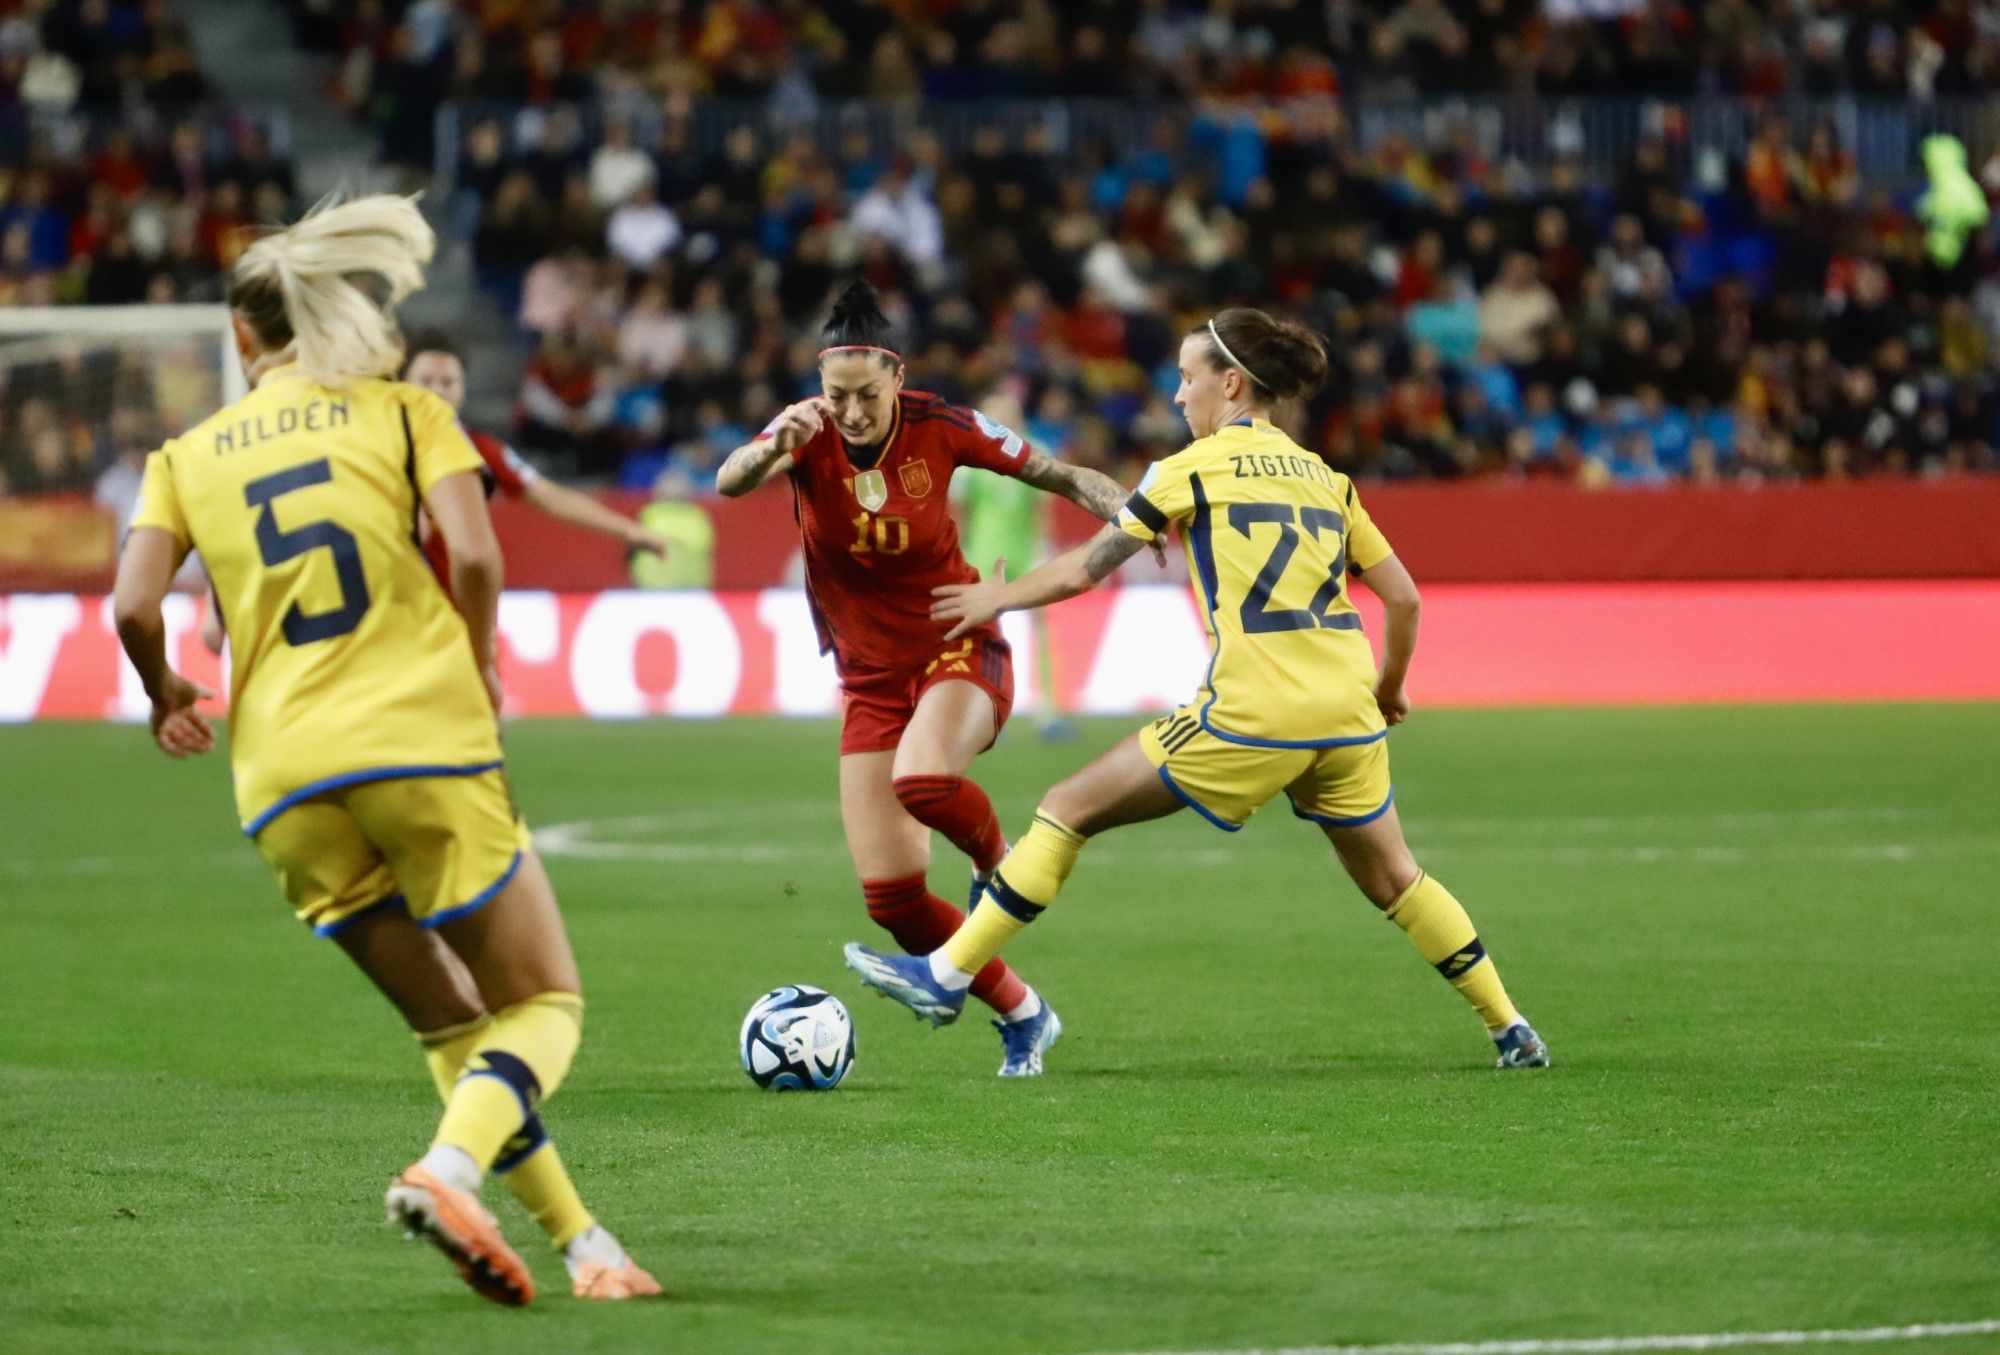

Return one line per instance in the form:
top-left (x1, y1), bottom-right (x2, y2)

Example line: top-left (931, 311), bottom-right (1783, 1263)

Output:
top-left (845, 307), bottom-right (1550, 1070)
top-left (111, 195), bottom-right (661, 1305)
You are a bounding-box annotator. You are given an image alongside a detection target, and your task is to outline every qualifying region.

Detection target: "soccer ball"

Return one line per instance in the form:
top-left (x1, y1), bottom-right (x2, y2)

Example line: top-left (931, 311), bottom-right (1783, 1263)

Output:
top-left (739, 985), bottom-right (856, 1091)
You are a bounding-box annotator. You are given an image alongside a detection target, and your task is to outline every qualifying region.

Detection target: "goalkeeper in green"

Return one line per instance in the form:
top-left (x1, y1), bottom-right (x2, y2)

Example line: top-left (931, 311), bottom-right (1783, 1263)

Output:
top-left (958, 392), bottom-right (1077, 741)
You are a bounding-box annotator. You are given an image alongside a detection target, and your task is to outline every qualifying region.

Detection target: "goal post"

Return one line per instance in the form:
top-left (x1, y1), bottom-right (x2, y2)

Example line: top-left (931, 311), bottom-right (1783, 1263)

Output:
top-left (0, 304), bottom-right (247, 475)
top-left (0, 305), bottom-right (240, 589)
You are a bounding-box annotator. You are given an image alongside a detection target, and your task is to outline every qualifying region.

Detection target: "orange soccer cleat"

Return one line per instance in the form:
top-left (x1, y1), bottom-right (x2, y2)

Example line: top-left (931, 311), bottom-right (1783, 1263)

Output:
top-left (385, 1164), bottom-right (536, 1307)
top-left (570, 1257), bottom-right (664, 1301)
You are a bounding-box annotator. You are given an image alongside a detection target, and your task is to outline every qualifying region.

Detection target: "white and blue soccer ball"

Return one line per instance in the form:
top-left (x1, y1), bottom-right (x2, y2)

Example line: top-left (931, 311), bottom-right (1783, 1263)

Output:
top-left (739, 985), bottom-right (856, 1091)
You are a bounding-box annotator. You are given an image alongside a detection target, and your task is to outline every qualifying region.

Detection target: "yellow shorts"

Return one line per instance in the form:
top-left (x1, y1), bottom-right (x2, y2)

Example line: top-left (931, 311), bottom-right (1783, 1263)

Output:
top-left (1139, 706), bottom-right (1393, 833)
top-left (251, 770), bottom-right (532, 938)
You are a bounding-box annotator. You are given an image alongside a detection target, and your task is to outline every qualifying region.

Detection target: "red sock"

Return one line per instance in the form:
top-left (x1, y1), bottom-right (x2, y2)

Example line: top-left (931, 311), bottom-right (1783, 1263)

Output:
top-left (861, 875), bottom-right (1029, 1014)
top-left (892, 775), bottom-right (1007, 873)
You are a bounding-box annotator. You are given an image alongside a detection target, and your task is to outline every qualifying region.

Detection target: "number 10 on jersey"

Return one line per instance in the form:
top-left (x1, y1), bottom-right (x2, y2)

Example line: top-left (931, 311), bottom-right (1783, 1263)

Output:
top-left (850, 512), bottom-right (910, 556)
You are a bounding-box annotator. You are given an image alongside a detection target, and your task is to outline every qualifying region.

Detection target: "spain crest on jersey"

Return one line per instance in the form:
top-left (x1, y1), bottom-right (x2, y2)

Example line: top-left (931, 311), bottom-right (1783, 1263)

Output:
top-left (899, 461), bottom-right (933, 499)
top-left (851, 468), bottom-right (889, 512)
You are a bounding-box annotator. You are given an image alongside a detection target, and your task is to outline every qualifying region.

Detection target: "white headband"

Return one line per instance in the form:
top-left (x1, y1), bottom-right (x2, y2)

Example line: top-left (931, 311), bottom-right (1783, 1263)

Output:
top-left (1208, 319), bottom-right (1268, 393)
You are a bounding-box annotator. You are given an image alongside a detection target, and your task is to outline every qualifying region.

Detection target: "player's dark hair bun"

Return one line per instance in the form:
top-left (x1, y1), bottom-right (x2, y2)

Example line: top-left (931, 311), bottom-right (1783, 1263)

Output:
top-left (820, 279), bottom-right (900, 362)
top-left (399, 328), bottom-right (462, 376)
top-left (1203, 308), bottom-right (1330, 402)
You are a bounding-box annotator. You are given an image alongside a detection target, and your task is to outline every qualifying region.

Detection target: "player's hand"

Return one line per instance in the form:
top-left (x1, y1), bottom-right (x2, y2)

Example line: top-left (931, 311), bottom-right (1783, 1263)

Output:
top-left (627, 525), bottom-right (670, 558)
top-left (150, 673), bottom-right (215, 758)
top-left (1148, 536), bottom-right (1169, 567)
top-left (1374, 680), bottom-right (1411, 727)
top-left (768, 399), bottom-right (827, 455)
top-left (481, 661), bottom-right (505, 714)
top-left (932, 564), bottom-right (1007, 641)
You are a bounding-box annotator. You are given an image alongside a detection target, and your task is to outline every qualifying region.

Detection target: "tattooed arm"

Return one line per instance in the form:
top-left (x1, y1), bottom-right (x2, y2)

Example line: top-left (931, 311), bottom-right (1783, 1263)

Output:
top-left (1015, 452), bottom-right (1129, 522)
top-left (930, 521), bottom-right (1149, 640)
top-left (1013, 451), bottom-right (1168, 564)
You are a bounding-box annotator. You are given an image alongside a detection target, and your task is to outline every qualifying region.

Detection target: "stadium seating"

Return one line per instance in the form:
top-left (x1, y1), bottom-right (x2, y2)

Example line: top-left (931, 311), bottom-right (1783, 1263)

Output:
top-left (9, 1), bottom-right (2000, 497)
top-left (0, 1), bottom-right (295, 497)
top-left (368, 1), bottom-right (2000, 485)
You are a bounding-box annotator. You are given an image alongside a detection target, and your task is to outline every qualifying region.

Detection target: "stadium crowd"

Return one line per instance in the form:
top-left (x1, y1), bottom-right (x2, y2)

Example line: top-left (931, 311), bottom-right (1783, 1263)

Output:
top-left (458, 110), bottom-right (2000, 484)
top-left (319, 0), bottom-right (2000, 140)
top-left (0, 1), bottom-right (297, 496)
top-left (12, 1), bottom-right (2000, 497)
top-left (288, 0), bottom-right (2000, 486)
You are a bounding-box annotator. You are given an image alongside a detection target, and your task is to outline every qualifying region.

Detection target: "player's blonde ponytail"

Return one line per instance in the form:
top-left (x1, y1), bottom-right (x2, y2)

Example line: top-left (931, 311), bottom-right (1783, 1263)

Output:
top-left (227, 194), bottom-right (435, 388)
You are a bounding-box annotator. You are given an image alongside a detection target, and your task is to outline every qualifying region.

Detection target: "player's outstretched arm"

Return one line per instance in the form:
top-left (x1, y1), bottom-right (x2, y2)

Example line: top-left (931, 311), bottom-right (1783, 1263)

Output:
top-left (716, 399), bottom-right (822, 496)
top-left (931, 521), bottom-right (1147, 640)
top-left (1015, 453), bottom-right (1128, 522)
top-left (1015, 453), bottom-right (1168, 564)
top-left (1355, 553), bottom-right (1421, 726)
top-left (425, 469), bottom-right (506, 709)
top-left (113, 527), bottom-right (215, 757)
top-left (524, 478), bottom-right (669, 557)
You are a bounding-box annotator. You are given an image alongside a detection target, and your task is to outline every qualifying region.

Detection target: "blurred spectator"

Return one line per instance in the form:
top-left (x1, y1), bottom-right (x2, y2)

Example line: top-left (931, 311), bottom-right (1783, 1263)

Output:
top-left (1479, 254), bottom-right (1560, 367)
top-left (516, 330), bottom-right (615, 472)
top-left (588, 118), bottom-right (655, 211)
top-left (248, 0), bottom-right (2000, 496)
top-left (848, 159), bottom-right (943, 275)
top-left (605, 182), bottom-right (680, 272)
top-left (630, 469), bottom-right (717, 590)
top-left (617, 278), bottom-right (688, 379)
top-left (1918, 134), bottom-right (1990, 285)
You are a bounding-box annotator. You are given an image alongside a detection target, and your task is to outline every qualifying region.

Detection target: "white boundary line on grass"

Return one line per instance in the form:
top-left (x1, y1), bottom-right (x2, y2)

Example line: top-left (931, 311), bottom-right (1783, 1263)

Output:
top-left (1104, 1317), bottom-right (2000, 1355)
top-left (528, 814), bottom-right (1998, 870)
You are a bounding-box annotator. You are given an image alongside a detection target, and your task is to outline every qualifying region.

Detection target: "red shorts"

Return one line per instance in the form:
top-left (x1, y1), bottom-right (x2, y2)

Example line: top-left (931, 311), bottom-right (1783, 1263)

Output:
top-left (838, 634), bottom-right (1015, 756)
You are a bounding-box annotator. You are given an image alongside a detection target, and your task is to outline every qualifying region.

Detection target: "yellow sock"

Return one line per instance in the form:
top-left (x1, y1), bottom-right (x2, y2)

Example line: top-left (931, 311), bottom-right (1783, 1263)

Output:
top-left (1384, 872), bottom-right (1522, 1033)
top-left (417, 1016), bottom-right (491, 1101)
top-left (941, 810), bottom-right (1084, 977)
top-left (416, 1016), bottom-right (595, 1248)
top-left (500, 1142), bottom-right (594, 1249)
top-left (433, 991), bottom-right (586, 1171)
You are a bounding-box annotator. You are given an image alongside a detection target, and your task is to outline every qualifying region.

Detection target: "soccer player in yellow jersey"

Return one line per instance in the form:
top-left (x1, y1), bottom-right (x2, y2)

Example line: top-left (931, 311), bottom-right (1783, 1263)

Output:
top-left (846, 308), bottom-right (1549, 1070)
top-left (111, 195), bottom-right (661, 1305)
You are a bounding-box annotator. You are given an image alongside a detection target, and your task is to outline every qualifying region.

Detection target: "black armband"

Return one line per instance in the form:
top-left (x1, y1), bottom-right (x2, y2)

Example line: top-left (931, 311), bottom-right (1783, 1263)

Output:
top-left (1122, 491), bottom-right (1167, 535)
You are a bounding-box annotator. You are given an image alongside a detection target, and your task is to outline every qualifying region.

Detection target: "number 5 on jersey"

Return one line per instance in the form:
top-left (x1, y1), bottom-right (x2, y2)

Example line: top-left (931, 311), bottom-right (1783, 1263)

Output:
top-left (244, 458), bottom-right (371, 645)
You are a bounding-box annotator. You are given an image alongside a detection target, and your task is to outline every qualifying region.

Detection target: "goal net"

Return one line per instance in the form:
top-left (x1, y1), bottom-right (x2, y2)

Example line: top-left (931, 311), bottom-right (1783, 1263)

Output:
top-left (0, 305), bottom-right (240, 587)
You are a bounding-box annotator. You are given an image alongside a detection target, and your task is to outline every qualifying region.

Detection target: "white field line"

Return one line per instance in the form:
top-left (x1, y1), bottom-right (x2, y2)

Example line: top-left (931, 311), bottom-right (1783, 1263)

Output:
top-left (1099, 1317), bottom-right (2000, 1355)
top-left (528, 814), bottom-right (1997, 870)
top-left (8, 804), bottom-right (1989, 877)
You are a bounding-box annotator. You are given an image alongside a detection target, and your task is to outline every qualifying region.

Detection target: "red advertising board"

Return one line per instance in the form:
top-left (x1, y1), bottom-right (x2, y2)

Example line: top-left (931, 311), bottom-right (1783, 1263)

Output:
top-left (11, 479), bottom-right (2000, 594)
top-left (479, 478), bottom-right (2000, 592)
top-left (9, 581), bottom-right (1998, 723)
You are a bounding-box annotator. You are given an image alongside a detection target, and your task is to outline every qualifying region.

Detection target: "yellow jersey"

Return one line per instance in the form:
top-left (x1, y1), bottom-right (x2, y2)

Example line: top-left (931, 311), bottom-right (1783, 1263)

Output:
top-left (130, 364), bottom-right (502, 834)
top-left (1117, 417), bottom-right (1395, 747)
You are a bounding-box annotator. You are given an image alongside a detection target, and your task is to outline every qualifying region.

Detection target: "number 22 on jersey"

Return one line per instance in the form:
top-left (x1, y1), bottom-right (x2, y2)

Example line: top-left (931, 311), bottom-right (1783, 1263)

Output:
top-left (1229, 502), bottom-right (1358, 634)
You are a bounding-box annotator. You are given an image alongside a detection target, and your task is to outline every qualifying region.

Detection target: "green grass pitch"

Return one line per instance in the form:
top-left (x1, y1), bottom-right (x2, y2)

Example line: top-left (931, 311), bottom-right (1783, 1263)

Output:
top-left (2, 706), bottom-right (1997, 1355)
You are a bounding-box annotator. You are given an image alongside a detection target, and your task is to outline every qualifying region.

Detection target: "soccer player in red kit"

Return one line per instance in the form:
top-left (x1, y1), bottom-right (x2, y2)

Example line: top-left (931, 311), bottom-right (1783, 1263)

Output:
top-left (399, 331), bottom-right (667, 585)
top-left (717, 281), bottom-right (1138, 1077)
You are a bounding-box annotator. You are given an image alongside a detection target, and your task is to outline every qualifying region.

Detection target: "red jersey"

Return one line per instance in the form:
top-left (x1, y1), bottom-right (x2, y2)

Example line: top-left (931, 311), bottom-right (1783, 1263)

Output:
top-left (770, 389), bottom-right (1032, 676)
top-left (422, 427), bottom-right (541, 584)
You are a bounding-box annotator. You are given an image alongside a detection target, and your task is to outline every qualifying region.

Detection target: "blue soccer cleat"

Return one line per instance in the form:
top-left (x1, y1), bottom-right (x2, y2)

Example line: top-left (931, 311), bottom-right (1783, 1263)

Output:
top-left (994, 1004), bottom-right (1062, 1078)
top-left (844, 943), bottom-right (967, 1027)
top-left (1036, 716), bottom-right (1081, 744)
top-left (1494, 1020), bottom-right (1551, 1069)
